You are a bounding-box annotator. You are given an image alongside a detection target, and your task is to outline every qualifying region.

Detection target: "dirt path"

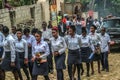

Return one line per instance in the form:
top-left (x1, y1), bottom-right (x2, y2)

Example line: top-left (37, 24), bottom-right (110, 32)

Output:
top-left (5, 53), bottom-right (120, 80)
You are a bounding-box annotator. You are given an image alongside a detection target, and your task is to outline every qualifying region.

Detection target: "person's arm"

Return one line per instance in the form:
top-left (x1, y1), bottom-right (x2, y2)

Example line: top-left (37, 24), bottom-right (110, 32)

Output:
top-left (58, 38), bottom-right (67, 55)
top-left (40, 42), bottom-right (50, 58)
top-left (9, 40), bottom-right (16, 62)
top-left (24, 40), bottom-right (28, 59)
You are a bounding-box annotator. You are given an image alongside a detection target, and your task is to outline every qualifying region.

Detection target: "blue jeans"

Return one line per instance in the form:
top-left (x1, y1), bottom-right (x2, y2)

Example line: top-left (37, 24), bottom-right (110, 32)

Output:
top-left (101, 52), bottom-right (109, 70)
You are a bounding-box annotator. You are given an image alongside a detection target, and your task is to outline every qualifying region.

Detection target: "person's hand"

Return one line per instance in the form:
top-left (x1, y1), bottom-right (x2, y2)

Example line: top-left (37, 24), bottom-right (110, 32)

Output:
top-left (108, 50), bottom-right (110, 54)
top-left (54, 51), bottom-right (59, 56)
top-left (24, 59), bottom-right (28, 64)
top-left (11, 62), bottom-right (15, 67)
top-left (31, 57), bottom-right (35, 62)
top-left (28, 43), bottom-right (32, 47)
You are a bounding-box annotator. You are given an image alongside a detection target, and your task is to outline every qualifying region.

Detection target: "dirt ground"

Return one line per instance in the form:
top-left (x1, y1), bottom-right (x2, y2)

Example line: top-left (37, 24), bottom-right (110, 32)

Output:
top-left (5, 52), bottom-right (120, 80)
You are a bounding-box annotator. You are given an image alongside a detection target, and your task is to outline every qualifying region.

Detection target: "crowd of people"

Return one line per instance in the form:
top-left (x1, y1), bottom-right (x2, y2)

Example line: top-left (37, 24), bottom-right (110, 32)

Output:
top-left (0, 14), bottom-right (110, 80)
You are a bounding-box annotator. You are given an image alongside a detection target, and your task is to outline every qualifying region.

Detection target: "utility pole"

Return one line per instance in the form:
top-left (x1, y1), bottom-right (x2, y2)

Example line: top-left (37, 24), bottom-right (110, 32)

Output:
top-left (104, 0), bottom-right (106, 10)
top-left (2, 0), bottom-right (5, 8)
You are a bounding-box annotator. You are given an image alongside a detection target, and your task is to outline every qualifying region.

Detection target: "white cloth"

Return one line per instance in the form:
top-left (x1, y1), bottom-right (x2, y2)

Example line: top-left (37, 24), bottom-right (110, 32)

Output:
top-left (50, 36), bottom-right (67, 54)
top-left (65, 34), bottom-right (81, 50)
top-left (99, 33), bottom-right (111, 52)
top-left (0, 35), bottom-right (16, 62)
top-left (32, 40), bottom-right (50, 59)
top-left (80, 35), bottom-right (95, 52)
top-left (15, 39), bottom-right (28, 59)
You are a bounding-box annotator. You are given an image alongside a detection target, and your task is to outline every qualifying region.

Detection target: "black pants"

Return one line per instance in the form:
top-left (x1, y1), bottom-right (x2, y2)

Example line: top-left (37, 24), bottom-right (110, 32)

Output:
top-left (17, 65), bottom-right (30, 80)
top-left (68, 64), bottom-right (81, 80)
top-left (32, 75), bottom-right (50, 80)
top-left (28, 62), bottom-right (33, 77)
top-left (0, 69), bottom-right (5, 80)
top-left (47, 43), bottom-right (53, 73)
top-left (57, 69), bottom-right (64, 80)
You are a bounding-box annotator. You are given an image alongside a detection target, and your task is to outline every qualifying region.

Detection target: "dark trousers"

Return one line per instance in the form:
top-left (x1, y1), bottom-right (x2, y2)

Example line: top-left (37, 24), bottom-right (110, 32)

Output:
top-left (28, 62), bottom-right (33, 77)
top-left (32, 75), bottom-right (50, 80)
top-left (17, 65), bottom-right (30, 80)
top-left (101, 52), bottom-right (109, 70)
top-left (57, 69), bottom-right (64, 80)
top-left (47, 43), bottom-right (53, 72)
top-left (68, 64), bottom-right (81, 80)
top-left (0, 69), bottom-right (5, 80)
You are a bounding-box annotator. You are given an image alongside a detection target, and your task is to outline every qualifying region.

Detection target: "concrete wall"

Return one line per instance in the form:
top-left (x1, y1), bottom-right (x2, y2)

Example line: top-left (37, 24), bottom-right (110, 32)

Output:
top-left (0, 9), bottom-right (11, 28)
top-left (57, 0), bottom-right (64, 13)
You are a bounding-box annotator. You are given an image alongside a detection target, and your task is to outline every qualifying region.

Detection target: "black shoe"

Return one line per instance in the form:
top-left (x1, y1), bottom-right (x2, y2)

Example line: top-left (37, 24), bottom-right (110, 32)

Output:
top-left (50, 69), bottom-right (53, 74)
top-left (86, 73), bottom-right (90, 77)
top-left (101, 68), bottom-right (105, 71)
top-left (106, 69), bottom-right (109, 72)
top-left (91, 71), bottom-right (94, 75)
top-left (81, 70), bottom-right (84, 75)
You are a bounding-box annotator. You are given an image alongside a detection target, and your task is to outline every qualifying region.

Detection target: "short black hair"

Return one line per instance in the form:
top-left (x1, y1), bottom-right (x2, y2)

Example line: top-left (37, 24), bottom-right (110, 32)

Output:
top-left (91, 25), bottom-right (97, 30)
top-left (36, 30), bottom-right (42, 37)
top-left (31, 28), bottom-right (38, 34)
top-left (24, 28), bottom-right (30, 34)
top-left (82, 27), bottom-right (87, 33)
top-left (16, 28), bottom-right (23, 33)
top-left (69, 25), bottom-right (76, 32)
top-left (2, 26), bottom-right (9, 34)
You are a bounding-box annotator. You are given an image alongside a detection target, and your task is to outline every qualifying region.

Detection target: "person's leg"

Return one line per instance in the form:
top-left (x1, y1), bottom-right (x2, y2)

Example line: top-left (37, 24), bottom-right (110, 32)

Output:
top-left (22, 65), bottom-right (30, 80)
top-left (32, 75), bottom-right (37, 80)
top-left (68, 64), bottom-right (73, 80)
top-left (101, 53), bottom-right (105, 71)
top-left (76, 64), bottom-right (81, 80)
top-left (98, 60), bottom-right (101, 73)
top-left (104, 52), bottom-right (109, 72)
top-left (80, 63), bottom-right (84, 75)
top-left (91, 61), bottom-right (94, 75)
top-left (57, 69), bottom-right (64, 80)
top-left (44, 75), bottom-right (50, 80)
top-left (0, 69), bottom-right (5, 80)
top-left (86, 63), bottom-right (90, 77)
top-left (48, 43), bottom-right (53, 74)
top-left (12, 69), bottom-right (19, 80)
top-left (28, 62), bottom-right (33, 77)
top-left (72, 64), bottom-right (76, 80)
top-left (17, 69), bottom-right (23, 80)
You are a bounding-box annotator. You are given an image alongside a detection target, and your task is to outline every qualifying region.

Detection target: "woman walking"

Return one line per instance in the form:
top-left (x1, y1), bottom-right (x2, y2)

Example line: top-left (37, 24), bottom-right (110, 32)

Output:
top-left (50, 27), bottom-right (67, 80)
top-left (65, 25), bottom-right (81, 80)
top-left (15, 28), bottom-right (30, 80)
top-left (89, 25), bottom-right (101, 74)
top-left (0, 26), bottom-right (19, 80)
top-left (80, 28), bottom-right (95, 77)
top-left (31, 31), bottom-right (50, 80)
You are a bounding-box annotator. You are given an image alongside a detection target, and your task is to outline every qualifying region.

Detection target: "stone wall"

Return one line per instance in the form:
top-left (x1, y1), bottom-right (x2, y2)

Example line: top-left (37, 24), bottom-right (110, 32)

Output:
top-left (0, 4), bottom-right (43, 30)
top-left (0, 9), bottom-right (11, 28)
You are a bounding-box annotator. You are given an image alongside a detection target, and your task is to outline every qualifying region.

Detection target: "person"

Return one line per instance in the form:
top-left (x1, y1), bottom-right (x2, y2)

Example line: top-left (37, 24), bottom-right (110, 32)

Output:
top-left (86, 16), bottom-right (94, 33)
top-left (65, 25), bottom-right (81, 80)
top-left (76, 18), bottom-right (82, 35)
top-left (48, 21), bottom-right (53, 29)
top-left (31, 28), bottom-right (38, 36)
top-left (93, 19), bottom-right (100, 29)
top-left (99, 27), bottom-right (110, 72)
top-left (0, 24), bottom-right (5, 80)
top-left (0, 26), bottom-right (19, 80)
top-left (58, 20), bottom-right (66, 37)
top-left (31, 31), bottom-right (50, 80)
top-left (89, 25), bottom-right (101, 74)
top-left (41, 21), bottom-right (53, 74)
top-left (22, 28), bottom-right (36, 78)
top-left (80, 28), bottom-right (95, 77)
top-left (57, 12), bottom-right (62, 24)
top-left (15, 28), bottom-right (30, 80)
top-left (50, 27), bottom-right (66, 80)
top-left (11, 26), bottom-right (17, 40)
